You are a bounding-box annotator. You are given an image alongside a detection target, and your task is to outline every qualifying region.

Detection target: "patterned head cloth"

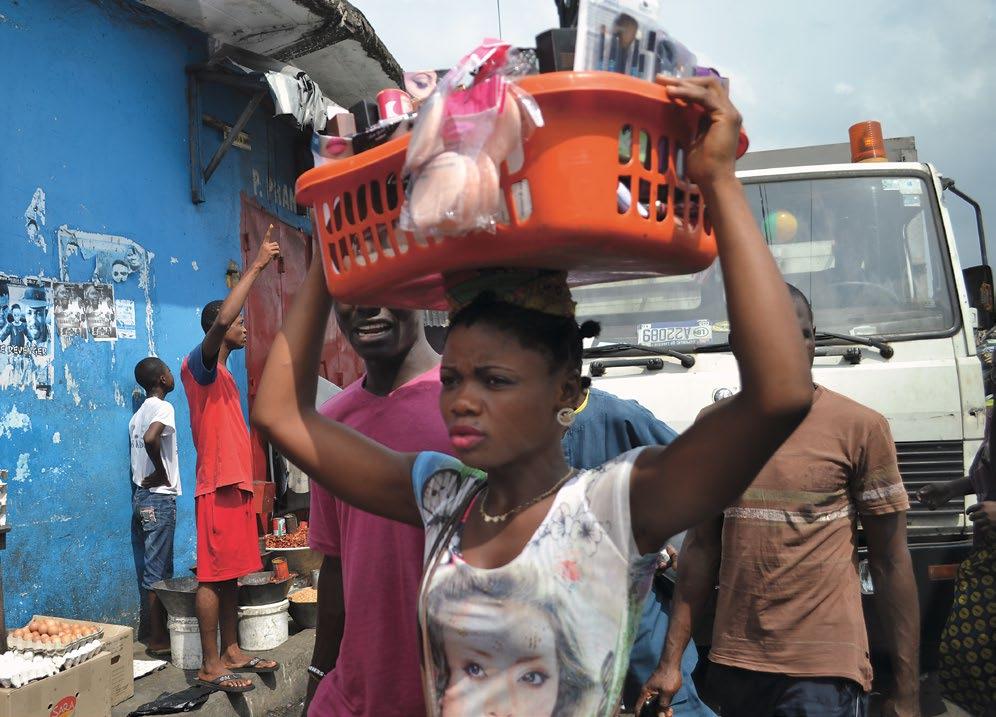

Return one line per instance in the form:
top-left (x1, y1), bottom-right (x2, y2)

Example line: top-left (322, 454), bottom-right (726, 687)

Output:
top-left (445, 268), bottom-right (576, 319)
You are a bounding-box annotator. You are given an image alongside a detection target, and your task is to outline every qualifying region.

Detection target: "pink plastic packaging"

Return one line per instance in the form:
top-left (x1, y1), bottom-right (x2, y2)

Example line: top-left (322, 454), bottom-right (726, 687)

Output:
top-left (399, 39), bottom-right (543, 239)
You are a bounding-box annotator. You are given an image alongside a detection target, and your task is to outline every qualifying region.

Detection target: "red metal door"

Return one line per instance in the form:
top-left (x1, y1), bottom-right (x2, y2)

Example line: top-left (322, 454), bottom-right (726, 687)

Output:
top-left (240, 196), bottom-right (364, 488)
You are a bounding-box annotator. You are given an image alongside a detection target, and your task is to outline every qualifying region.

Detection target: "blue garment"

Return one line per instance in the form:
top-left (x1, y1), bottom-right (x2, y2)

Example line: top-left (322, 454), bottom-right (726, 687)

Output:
top-left (562, 388), bottom-right (714, 716)
top-left (562, 388), bottom-right (678, 471)
top-left (133, 488), bottom-right (176, 590)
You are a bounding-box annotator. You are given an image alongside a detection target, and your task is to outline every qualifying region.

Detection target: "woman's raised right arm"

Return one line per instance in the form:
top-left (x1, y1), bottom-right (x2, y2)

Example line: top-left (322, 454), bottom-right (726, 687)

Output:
top-left (251, 254), bottom-right (421, 526)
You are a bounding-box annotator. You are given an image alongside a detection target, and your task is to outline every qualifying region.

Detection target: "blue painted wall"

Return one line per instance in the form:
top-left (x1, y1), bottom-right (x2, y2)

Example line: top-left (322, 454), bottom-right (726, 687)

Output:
top-left (0, 0), bottom-right (312, 629)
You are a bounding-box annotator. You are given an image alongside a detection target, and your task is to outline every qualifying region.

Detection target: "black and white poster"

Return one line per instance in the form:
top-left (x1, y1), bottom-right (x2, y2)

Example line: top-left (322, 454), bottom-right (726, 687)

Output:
top-left (82, 283), bottom-right (117, 341)
top-left (0, 276), bottom-right (55, 399)
top-left (53, 282), bottom-right (87, 340)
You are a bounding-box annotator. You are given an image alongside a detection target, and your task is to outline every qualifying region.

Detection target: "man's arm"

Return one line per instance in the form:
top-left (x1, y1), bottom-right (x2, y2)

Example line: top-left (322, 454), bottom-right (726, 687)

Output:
top-left (863, 512), bottom-right (919, 717)
top-left (916, 476), bottom-right (974, 509)
top-left (636, 514), bottom-right (723, 717)
top-left (141, 422), bottom-right (169, 488)
top-left (304, 556), bottom-right (346, 710)
top-left (201, 226), bottom-right (280, 367)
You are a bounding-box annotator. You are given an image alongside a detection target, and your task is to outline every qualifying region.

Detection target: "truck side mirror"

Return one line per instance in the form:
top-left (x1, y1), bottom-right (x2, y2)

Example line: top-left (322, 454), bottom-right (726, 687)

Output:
top-left (963, 264), bottom-right (995, 332)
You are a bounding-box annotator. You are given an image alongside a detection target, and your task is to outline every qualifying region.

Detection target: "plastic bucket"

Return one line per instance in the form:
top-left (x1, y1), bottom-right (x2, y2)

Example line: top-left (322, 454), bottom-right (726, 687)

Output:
top-left (167, 615), bottom-right (219, 671)
top-left (237, 600), bottom-right (289, 651)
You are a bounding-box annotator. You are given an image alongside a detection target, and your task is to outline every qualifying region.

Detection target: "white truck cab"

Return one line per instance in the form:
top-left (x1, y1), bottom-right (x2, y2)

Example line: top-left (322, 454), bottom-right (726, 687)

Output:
top-left (576, 137), bottom-right (990, 665)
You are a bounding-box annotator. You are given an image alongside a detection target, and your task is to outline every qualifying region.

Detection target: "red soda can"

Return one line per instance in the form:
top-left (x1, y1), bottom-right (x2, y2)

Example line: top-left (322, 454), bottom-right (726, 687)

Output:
top-left (377, 88), bottom-right (414, 121)
top-left (272, 517), bottom-right (286, 537)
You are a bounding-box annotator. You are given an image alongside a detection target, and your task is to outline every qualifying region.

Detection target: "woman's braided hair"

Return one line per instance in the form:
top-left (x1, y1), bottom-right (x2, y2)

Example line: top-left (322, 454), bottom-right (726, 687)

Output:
top-left (447, 292), bottom-right (600, 380)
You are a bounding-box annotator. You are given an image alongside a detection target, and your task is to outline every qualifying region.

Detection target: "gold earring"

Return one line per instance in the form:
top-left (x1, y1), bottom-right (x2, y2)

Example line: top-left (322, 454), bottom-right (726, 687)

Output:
top-left (556, 407), bottom-right (575, 427)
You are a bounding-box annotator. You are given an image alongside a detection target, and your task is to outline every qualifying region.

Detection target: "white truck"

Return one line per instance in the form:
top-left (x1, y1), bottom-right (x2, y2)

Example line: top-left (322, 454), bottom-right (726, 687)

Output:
top-left (575, 134), bottom-right (991, 671)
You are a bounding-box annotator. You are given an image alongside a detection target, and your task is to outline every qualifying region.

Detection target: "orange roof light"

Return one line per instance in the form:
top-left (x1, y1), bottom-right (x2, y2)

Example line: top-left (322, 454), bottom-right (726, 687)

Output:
top-left (848, 120), bottom-right (888, 163)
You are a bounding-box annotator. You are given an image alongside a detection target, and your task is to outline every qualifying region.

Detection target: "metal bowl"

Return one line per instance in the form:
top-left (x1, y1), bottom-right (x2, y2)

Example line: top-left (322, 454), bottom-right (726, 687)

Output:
top-left (237, 571), bottom-right (294, 607)
top-left (267, 546), bottom-right (322, 577)
top-left (152, 577), bottom-right (198, 618)
top-left (288, 599), bottom-right (318, 629)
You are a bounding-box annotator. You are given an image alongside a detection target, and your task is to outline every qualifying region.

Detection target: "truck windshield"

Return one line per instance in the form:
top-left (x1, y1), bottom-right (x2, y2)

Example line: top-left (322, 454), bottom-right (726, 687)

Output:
top-left (575, 175), bottom-right (958, 349)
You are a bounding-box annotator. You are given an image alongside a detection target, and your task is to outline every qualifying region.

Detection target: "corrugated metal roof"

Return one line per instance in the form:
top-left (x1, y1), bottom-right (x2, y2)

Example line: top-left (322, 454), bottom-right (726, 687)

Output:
top-left (139, 0), bottom-right (403, 107)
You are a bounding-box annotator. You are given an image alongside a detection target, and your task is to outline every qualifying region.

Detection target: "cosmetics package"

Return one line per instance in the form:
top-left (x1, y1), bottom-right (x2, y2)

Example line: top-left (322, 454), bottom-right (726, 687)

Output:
top-left (311, 132), bottom-right (354, 168)
top-left (404, 71), bottom-right (438, 107)
top-left (574, 0), bottom-right (697, 81)
top-left (536, 28), bottom-right (577, 73)
top-left (348, 100), bottom-right (381, 132)
top-left (327, 112), bottom-right (357, 137)
top-left (352, 113), bottom-right (418, 154)
top-left (400, 39), bottom-right (543, 239)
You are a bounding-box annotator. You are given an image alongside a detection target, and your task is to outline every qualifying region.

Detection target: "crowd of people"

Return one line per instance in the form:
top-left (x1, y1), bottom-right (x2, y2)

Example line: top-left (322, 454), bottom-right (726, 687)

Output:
top-left (125, 77), bottom-right (994, 716)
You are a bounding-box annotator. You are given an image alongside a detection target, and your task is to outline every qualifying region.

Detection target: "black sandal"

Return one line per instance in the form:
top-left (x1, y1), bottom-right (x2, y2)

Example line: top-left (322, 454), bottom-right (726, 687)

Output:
top-left (194, 674), bottom-right (254, 693)
top-left (231, 656), bottom-right (279, 674)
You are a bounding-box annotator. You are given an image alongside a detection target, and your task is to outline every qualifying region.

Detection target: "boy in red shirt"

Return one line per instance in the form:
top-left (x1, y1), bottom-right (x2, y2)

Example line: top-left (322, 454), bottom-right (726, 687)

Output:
top-left (182, 230), bottom-right (280, 692)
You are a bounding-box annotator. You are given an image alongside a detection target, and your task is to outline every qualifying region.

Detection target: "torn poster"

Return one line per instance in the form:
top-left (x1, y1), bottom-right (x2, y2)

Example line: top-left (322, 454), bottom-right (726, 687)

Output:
top-left (24, 188), bottom-right (47, 252)
top-left (0, 276), bottom-right (55, 399)
top-left (57, 227), bottom-right (148, 286)
top-left (83, 284), bottom-right (117, 341)
top-left (115, 299), bottom-right (136, 339)
top-left (53, 282), bottom-right (88, 340)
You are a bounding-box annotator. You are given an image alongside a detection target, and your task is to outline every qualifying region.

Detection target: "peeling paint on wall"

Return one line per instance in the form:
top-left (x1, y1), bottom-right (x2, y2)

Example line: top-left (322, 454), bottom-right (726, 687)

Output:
top-left (191, 261), bottom-right (199, 272)
top-left (145, 299), bottom-right (156, 356)
top-left (13, 453), bottom-right (30, 482)
top-left (113, 383), bottom-right (125, 407)
top-left (52, 432), bottom-right (60, 444)
top-left (24, 188), bottom-right (47, 252)
top-left (57, 227), bottom-right (147, 286)
top-left (170, 257), bottom-right (179, 264)
top-left (56, 226), bottom-right (156, 355)
top-left (0, 405), bottom-right (31, 439)
top-left (63, 365), bottom-right (81, 406)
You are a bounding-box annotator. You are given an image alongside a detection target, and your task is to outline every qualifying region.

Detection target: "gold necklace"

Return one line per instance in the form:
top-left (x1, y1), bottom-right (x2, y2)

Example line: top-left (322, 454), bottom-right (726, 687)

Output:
top-left (478, 468), bottom-right (577, 523)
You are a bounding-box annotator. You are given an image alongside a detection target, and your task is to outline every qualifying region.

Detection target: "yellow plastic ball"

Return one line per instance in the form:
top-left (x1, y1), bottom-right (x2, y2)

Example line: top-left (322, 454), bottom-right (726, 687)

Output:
top-left (763, 210), bottom-right (799, 243)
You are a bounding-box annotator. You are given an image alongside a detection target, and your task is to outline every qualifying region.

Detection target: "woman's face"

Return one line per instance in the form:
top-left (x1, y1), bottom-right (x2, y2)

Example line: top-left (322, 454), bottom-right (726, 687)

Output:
top-left (439, 598), bottom-right (559, 717)
top-left (440, 323), bottom-right (578, 471)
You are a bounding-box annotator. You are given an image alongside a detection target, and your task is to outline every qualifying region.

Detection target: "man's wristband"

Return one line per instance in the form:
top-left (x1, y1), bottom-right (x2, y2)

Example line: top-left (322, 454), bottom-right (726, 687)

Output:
top-left (308, 665), bottom-right (326, 682)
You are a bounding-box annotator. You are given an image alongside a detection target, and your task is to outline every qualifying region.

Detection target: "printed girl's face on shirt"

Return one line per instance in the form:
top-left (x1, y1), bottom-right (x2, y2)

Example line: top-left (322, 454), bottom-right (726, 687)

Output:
top-left (438, 597), bottom-right (559, 717)
top-left (440, 322), bottom-right (577, 471)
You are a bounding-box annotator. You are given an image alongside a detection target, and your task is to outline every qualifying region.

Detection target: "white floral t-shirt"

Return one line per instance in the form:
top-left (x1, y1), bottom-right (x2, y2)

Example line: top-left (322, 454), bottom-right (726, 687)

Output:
top-left (412, 448), bottom-right (657, 717)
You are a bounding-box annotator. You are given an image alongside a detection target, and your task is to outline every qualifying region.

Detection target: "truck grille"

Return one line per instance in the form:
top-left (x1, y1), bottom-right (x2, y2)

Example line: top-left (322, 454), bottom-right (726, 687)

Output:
top-left (895, 440), bottom-right (966, 539)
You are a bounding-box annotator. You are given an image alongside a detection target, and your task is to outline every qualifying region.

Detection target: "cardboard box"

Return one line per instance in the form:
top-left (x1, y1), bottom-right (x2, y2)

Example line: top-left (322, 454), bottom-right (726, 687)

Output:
top-left (0, 650), bottom-right (111, 717)
top-left (34, 616), bottom-right (134, 706)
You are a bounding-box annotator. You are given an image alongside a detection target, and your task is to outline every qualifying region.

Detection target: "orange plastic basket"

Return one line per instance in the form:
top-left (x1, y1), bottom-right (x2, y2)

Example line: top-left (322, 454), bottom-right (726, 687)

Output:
top-left (296, 71), bottom-right (748, 309)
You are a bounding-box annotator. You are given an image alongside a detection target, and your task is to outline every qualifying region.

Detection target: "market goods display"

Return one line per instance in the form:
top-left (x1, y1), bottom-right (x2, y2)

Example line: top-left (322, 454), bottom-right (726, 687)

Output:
top-left (288, 587), bottom-right (317, 603)
top-left (265, 520), bottom-right (308, 549)
top-left (2, 619), bottom-right (103, 686)
top-left (7, 619), bottom-right (102, 652)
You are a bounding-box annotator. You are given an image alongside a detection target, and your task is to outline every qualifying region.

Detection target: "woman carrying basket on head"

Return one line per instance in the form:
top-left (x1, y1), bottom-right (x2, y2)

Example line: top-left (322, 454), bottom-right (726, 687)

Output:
top-left (253, 76), bottom-right (813, 717)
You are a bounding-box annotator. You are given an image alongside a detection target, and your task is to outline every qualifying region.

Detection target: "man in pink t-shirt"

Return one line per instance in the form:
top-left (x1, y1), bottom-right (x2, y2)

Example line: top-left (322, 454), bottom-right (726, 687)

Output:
top-left (305, 304), bottom-right (448, 717)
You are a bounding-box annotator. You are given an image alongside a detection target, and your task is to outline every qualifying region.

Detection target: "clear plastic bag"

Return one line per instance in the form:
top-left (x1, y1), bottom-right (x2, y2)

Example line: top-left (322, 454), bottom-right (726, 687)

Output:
top-left (400, 39), bottom-right (543, 239)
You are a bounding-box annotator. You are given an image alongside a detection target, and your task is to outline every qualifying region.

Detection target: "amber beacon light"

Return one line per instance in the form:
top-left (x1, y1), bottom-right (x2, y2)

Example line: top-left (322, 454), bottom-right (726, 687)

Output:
top-left (848, 120), bottom-right (888, 163)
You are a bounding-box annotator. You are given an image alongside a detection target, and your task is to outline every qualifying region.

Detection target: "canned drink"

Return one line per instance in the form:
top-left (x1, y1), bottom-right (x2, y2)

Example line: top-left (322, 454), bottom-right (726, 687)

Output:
top-left (377, 88), bottom-right (414, 121)
top-left (272, 518), bottom-right (286, 537)
top-left (272, 557), bottom-right (290, 581)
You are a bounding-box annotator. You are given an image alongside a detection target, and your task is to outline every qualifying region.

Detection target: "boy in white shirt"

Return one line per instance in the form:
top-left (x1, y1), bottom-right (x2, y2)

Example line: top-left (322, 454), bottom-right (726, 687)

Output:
top-left (130, 357), bottom-right (181, 656)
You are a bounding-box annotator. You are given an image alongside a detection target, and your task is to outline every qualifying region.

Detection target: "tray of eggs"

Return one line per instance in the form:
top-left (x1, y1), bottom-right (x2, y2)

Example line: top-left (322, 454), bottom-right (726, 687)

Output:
top-left (7, 619), bottom-right (103, 656)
